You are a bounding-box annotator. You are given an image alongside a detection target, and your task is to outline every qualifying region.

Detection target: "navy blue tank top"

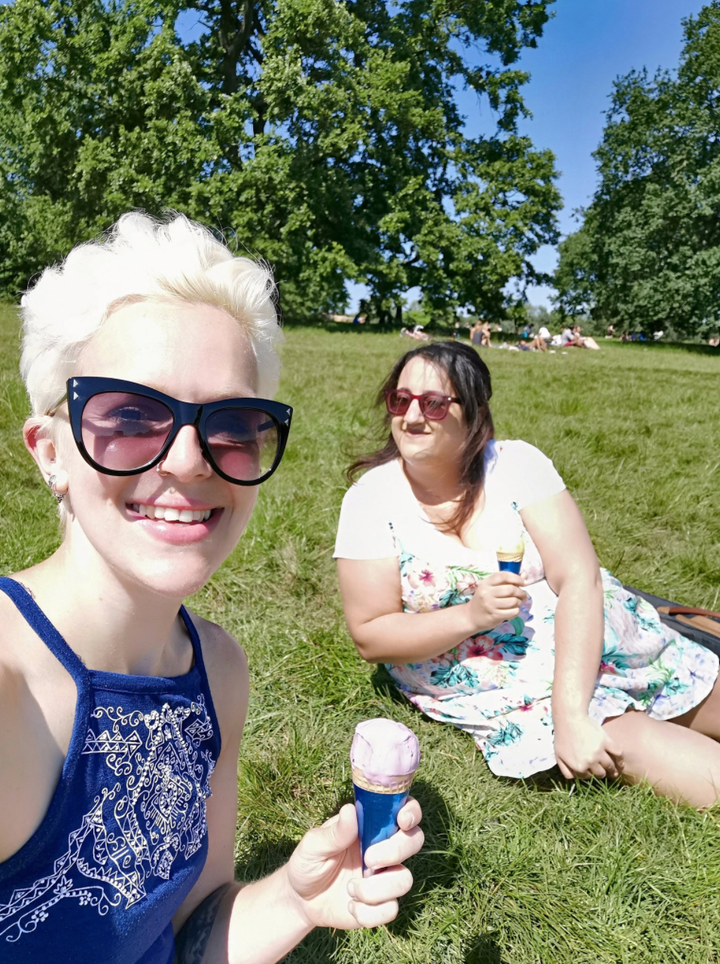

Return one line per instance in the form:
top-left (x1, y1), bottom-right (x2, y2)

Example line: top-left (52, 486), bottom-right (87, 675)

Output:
top-left (0, 577), bottom-right (222, 964)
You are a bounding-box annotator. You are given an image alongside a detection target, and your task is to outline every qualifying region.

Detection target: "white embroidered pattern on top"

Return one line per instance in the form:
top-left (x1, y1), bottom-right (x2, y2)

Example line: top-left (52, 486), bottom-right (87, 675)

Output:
top-left (0, 695), bottom-right (215, 944)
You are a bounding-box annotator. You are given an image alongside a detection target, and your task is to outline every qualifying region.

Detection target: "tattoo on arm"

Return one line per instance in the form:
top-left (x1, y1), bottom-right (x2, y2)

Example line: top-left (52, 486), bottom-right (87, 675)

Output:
top-left (174, 883), bottom-right (233, 964)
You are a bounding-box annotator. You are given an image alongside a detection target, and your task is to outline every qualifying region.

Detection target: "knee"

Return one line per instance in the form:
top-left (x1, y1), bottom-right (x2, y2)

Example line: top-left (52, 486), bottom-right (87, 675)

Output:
top-left (602, 711), bottom-right (658, 760)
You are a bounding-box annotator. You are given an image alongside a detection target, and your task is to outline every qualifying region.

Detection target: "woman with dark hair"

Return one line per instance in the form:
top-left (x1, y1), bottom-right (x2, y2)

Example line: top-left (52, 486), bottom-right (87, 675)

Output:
top-left (334, 341), bottom-right (720, 806)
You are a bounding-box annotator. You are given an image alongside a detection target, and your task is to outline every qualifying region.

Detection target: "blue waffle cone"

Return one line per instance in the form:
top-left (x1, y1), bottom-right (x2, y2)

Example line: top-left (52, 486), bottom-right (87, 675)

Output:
top-left (352, 769), bottom-right (414, 871)
top-left (497, 558), bottom-right (522, 573)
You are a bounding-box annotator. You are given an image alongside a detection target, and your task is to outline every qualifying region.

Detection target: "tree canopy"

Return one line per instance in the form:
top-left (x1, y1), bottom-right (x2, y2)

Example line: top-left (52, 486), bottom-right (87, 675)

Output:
top-left (554, 2), bottom-right (720, 337)
top-left (0, 0), bottom-right (560, 318)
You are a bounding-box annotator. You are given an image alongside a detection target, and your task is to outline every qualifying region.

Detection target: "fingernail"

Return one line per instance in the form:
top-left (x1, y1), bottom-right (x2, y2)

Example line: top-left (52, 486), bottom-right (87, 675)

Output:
top-left (405, 813), bottom-right (415, 829)
top-left (347, 880), bottom-right (357, 898)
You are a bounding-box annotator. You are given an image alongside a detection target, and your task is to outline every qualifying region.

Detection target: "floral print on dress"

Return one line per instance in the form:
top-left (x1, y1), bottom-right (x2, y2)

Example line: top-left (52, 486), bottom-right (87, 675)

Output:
top-left (386, 546), bottom-right (719, 779)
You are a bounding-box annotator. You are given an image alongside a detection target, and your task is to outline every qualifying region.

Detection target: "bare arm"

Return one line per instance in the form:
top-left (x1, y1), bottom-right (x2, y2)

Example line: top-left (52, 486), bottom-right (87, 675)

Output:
top-left (174, 873), bottom-right (312, 964)
top-left (522, 489), bottom-right (623, 779)
top-left (173, 616), bottom-right (424, 964)
top-left (337, 555), bottom-right (526, 664)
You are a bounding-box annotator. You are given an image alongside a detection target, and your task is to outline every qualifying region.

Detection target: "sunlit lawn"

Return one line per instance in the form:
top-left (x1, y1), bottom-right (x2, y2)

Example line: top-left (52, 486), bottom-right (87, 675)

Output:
top-left (2, 304), bottom-right (720, 963)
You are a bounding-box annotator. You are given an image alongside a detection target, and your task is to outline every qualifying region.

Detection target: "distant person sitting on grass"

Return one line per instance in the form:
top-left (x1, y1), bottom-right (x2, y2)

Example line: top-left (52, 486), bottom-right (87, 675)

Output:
top-left (560, 324), bottom-right (576, 346)
top-left (528, 325), bottom-right (551, 352)
top-left (335, 341), bottom-right (720, 808)
top-left (401, 324), bottom-right (430, 341)
top-left (470, 320), bottom-right (493, 348)
top-left (0, 212), bottom-right (423, 964)
top-left (561, 325), bottom-right (600, 350)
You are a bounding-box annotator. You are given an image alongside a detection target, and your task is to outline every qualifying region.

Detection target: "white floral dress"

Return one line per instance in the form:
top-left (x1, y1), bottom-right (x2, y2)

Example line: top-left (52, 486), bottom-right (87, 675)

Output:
top-left (335, 443), bottom-right (719, 778)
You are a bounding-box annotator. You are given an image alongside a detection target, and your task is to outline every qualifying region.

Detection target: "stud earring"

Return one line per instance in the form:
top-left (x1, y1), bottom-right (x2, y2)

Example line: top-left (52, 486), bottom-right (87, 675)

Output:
top-left (47, 474), bottom-right (66, 504)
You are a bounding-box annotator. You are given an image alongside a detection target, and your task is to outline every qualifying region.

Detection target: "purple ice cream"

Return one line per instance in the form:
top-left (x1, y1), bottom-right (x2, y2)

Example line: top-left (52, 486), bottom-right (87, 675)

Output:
top-left (350, 718), bottom-right (420, 869)
top-left (351, 718), bottom-right (421, 790)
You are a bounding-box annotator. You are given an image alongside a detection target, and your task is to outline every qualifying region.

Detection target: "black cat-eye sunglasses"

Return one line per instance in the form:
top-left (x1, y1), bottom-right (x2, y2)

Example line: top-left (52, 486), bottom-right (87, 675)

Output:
top-left (46, 377), bottom-right (293, 485)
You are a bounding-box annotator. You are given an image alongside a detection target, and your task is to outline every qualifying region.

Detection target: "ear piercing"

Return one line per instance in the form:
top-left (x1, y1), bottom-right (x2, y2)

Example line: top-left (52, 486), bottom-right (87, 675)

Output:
top-left (47, 475), bottom-right (66, 504)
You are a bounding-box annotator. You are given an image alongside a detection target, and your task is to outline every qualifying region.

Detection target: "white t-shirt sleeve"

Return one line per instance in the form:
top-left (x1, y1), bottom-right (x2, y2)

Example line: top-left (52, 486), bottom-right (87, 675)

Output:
top-left (334, 474), bottom-right (399, 559)
top-left (498, 440), bottom-right (566, 510)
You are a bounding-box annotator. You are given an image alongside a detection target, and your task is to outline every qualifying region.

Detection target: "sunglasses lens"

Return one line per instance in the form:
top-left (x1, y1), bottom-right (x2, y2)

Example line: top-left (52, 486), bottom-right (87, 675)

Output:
top-left (205, 408), bottom-right (280, 482)
top-left (420, 394), bottom-right (449, 419)
top-left (386, 390), bottom-right (410, 415)
top-left (81, 392), bottom-right (174, 470)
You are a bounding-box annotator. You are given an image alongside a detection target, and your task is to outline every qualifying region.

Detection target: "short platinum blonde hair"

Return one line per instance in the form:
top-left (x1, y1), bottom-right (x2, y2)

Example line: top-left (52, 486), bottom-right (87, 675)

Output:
top-left (21, 211), bottom-right (282, 417)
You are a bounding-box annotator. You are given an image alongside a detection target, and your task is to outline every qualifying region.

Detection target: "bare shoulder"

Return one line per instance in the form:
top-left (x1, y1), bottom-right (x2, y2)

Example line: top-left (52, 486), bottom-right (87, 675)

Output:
top-left (184, 610), bottom-right (249, 750)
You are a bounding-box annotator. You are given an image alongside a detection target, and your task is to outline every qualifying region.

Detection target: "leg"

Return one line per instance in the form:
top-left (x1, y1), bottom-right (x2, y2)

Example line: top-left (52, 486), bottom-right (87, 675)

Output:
top-left (602, 711), bottom-right (720, 809)
top-left (671, 674), bottom-right (720, 741)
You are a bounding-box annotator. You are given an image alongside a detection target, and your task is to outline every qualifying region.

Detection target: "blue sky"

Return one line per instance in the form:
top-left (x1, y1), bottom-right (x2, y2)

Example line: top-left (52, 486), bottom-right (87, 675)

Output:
top-left (350, 0), bottom-right (708, 311)
top-left (515, 0), bottom-right (707, 307)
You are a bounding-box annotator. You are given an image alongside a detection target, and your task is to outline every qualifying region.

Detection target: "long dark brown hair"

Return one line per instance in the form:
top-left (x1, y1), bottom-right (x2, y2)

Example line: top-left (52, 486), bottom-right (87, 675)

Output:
top-left (348, 341), bottom-right (494, 536)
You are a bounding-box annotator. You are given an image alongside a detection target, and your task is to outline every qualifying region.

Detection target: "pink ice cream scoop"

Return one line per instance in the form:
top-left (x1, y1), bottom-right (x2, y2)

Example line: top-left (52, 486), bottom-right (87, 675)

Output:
top-left (351, 718), bottom-right (421, 789)
top-left (350, 718), bottom-right (420, 868)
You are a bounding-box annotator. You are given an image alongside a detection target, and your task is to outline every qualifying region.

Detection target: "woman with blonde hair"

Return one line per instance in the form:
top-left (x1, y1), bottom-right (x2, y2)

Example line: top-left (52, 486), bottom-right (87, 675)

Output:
top-left (0, 212), bottom-right (422, 963)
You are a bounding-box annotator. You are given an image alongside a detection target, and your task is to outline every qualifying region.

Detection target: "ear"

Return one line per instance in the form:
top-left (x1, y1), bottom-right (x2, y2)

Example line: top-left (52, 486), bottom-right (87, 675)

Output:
top-left (23, 418), bottom-right (69, 495)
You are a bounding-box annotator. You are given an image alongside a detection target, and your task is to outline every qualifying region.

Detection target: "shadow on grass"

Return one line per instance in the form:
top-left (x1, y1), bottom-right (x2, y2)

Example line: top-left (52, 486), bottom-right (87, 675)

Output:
top-left (465, 935), bottom-right (504, 963)
top-left (284, 317), bottom-right (401, 335)
top-left (370, 664), bottom-right (409, 707)
top-left (611, 339), bottom-right (720, 356)
top-left (283, 316), bottom-right (460, 337)
top-left (383, 776), bottom-right (460, 939)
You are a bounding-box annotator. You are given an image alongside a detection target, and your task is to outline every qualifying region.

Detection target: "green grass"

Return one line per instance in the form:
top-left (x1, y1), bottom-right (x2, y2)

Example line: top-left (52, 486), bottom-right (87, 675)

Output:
top-left (2, 304), bottom-right (720, 962)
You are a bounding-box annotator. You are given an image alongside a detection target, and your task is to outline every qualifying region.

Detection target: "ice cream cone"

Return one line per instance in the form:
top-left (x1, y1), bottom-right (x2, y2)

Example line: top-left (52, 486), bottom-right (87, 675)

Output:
top-left (496, 516), bottom-right (525, 574)
top-left (350, 719), bottom-right (420, 871)
top-left (496, 547), bottom-right (524, 573)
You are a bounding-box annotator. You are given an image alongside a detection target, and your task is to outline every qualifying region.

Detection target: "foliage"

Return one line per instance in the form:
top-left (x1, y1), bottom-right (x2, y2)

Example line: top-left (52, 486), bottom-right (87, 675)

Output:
top-left (3, 307), bottom-right (720, 961)
top-left (552, 223), bottom-right (596, 319)
top-left (0, 0), bottom-right (561, 317)
top-left (553, 1), bottom-right (720, 337)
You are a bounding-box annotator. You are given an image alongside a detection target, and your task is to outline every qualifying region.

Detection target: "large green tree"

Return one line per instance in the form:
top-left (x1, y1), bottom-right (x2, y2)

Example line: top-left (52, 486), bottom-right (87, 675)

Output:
top-left (554, 2), bottom-right (720, 336)
top-left (0, 0), bottom-right (560, 317)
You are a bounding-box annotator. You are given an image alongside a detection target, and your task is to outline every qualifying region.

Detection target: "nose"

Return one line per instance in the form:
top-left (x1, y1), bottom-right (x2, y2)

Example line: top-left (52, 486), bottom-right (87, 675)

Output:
top-left (156, 425), bottom-right (213, 482)
top-left (404, 397), bottom-right (425, 423)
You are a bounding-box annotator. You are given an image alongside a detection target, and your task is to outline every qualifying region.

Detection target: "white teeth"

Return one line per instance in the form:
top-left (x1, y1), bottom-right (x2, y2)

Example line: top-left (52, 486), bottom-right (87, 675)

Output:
top-left (131, 504), bottom-right (213, 523)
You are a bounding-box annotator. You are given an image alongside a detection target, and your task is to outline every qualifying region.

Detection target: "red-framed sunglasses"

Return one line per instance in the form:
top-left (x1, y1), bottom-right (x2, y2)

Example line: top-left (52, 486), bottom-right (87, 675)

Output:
top-left (384, 389), bottom-right (461, 421)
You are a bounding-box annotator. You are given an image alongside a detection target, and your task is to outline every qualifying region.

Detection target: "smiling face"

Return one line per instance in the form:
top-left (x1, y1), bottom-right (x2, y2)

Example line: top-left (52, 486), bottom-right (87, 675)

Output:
top-left (44, 299), bottom-right (263, 598)
top-left (390, 356), bottom-right (467, 472)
